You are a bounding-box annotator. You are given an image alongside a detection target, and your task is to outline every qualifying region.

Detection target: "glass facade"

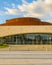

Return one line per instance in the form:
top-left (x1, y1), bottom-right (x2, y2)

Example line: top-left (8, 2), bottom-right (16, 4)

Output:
top-left (1, 33), bottom-right (52, 45)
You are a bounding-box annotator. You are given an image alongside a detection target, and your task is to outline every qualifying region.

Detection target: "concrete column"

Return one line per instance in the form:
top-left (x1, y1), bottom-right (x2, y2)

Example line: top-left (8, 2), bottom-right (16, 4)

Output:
top-left (22, 35), bottom-right (25, 45)
top-left (15, 36), bottom-right (17, 45)
top-left (41, 40), bottom-right (42, 45)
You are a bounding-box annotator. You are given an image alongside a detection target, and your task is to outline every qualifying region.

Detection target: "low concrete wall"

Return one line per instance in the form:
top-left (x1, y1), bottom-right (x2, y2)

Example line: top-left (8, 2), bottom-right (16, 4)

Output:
top-left (0, 45), bottom-right (52, 51)
top-left (9, 45), bottom-right (52, 51)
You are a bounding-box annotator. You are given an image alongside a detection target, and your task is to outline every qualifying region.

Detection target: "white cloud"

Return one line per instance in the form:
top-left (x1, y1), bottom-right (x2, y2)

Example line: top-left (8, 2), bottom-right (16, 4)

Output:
top-left (1, 0), bottom-right (52, 23)
top-left (44, 0), bottom-right (52, 4)
top-left (17, 0), bottom-right (52, 22)
top-left (18, 1), bottom-right (45, 16)
top-left (22, 0), bottom-right (29, 4)
top-left (4, 7), bottom-right (20, 15)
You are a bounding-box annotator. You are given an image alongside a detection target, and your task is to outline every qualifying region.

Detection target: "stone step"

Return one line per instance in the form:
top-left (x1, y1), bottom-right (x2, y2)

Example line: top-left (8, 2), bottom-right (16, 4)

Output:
top-left (0, 59), bottom-right (52, 65)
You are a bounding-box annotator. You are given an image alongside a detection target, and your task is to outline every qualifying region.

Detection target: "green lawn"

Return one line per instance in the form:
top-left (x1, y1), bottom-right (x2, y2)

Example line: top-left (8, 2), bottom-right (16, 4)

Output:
top-left (0, 44), bottom-right (8, 48)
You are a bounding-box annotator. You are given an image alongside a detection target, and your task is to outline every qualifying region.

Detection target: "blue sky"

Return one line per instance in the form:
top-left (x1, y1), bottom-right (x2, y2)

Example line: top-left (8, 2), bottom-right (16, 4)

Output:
top-left (0, 0), bottom-right (52, 23)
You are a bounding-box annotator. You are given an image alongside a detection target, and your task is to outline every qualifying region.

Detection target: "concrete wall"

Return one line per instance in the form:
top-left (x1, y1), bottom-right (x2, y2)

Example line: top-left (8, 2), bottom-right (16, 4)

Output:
top-left (0, 26), bottom-right (52, 37)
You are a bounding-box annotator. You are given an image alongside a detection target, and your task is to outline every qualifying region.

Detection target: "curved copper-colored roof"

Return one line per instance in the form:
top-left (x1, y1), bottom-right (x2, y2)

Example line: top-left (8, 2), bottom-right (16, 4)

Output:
top-left (0, 17), bottom-right (52, 26)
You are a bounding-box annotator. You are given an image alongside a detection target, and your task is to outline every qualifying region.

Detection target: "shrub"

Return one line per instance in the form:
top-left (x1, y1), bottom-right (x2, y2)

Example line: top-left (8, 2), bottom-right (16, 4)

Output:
top-left (3, 44), bottom-right (8, 47)
top-left (0, 43), bottom-right (3, 46)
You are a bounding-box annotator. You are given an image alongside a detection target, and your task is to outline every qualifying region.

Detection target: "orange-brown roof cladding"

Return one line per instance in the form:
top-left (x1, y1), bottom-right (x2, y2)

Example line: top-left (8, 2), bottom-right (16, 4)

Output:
top-left (0, 17), bottom-right (52, 26)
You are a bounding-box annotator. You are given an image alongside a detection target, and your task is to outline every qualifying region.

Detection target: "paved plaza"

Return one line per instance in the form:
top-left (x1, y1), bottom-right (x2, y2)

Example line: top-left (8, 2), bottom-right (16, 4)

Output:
top-left (0, 51), bottom-right (52, 65)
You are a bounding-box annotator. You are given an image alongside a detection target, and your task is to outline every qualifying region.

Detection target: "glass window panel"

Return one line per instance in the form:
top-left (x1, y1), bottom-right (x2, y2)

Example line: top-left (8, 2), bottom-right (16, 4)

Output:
top-left (2, 33), bottom-right (52, 45)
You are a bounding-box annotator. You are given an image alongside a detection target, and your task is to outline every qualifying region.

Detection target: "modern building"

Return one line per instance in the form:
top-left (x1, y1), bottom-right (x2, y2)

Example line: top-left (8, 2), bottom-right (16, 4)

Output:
top-left (0, 17), bottom-right (52, 45)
